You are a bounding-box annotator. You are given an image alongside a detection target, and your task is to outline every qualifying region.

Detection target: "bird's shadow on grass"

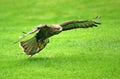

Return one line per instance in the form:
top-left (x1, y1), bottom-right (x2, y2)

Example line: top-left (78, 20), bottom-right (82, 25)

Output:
top-left (27, 57), bottom-right (51, 61)
top-left (16, 56), bottom-right (65, 67)
top-left (15, 52), bottom-right (88, 68)
top-left (20, 56), bottom-right (53, 62)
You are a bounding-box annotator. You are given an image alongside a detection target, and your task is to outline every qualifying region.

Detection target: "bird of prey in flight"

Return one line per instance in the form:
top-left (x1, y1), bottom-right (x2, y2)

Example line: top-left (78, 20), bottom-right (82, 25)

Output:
top-left (18, 16), bottom-right (101, 56)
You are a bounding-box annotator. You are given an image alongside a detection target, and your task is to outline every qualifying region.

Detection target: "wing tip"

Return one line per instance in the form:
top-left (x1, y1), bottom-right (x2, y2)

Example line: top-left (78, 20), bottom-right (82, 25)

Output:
top-left (93, 16), bottom-right (101, 25)
top-left (95, 16), bottom-right (101, 19)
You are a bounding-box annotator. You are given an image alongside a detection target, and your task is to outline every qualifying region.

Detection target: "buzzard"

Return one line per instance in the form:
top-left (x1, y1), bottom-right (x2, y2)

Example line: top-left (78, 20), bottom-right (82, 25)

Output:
top-left (18, 16), bottom-right (101, 56)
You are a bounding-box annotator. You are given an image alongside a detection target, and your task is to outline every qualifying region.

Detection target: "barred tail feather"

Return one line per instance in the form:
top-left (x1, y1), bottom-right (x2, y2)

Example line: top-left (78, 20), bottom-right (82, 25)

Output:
top-left (20, 37), bottom-right (40, 56)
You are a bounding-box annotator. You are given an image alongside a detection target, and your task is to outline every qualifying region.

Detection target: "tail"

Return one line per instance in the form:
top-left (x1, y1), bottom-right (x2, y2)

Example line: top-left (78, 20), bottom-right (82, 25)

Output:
top-left (20, 37), bottom-right (40, 56)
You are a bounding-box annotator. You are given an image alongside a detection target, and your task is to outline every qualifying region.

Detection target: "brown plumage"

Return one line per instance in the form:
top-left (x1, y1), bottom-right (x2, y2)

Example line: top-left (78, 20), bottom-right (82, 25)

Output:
top-left (18, 16), bottom-right (101, 56)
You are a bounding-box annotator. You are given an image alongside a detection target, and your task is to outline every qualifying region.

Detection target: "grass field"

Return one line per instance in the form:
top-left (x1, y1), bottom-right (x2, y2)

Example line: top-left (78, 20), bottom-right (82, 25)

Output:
top-left (0, 0), bottom-right (120, 79)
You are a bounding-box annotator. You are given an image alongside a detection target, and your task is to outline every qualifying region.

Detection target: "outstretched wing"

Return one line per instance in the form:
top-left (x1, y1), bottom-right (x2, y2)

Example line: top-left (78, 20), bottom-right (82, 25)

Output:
top-left (14, 24), bottom-right (47, 43)
top-left (60, 16), bottom-right (101, 31)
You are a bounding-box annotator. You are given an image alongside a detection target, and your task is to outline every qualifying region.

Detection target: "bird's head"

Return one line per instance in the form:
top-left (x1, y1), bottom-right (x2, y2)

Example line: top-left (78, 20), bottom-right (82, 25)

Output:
top-left (49, 24), bottom-right (62, 34)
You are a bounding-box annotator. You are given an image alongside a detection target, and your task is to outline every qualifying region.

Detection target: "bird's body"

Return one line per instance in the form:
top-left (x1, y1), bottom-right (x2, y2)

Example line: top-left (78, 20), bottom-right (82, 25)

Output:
top-left (19, 17), bottom-right (101, 56)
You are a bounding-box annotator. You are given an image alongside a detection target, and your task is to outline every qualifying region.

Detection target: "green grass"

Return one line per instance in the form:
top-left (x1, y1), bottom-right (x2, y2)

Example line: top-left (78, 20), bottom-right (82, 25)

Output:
top-left (0, 0), bottom-right (120, 79)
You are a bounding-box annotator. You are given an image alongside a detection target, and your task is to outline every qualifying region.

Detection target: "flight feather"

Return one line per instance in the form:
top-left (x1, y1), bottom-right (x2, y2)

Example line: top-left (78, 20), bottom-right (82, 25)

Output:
top-left (60, 17), bottom-right (101, 31)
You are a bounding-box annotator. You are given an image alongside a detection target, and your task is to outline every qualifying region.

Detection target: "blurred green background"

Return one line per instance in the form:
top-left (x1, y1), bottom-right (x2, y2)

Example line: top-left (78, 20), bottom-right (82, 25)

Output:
top-left (0, 0), bottom-right (120, 79)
